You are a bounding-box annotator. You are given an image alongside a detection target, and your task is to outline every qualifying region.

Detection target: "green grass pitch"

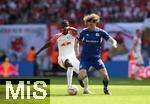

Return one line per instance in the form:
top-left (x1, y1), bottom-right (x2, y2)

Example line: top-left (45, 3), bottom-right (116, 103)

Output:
top-left (0, 76), bottom-right (150, 104)
top-left (50, 77), bottom-right (150, 104)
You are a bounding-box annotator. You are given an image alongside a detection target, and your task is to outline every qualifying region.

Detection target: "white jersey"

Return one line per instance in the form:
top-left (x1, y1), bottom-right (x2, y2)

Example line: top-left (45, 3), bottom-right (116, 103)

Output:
top-left (51, 33), bottom-right (76, 59)
top-left (133, 36), bottom-right (141, 54)
top-left (133, 35), bottom-right (144, 64)
top-left (50, 32), bottom-right (79, 71)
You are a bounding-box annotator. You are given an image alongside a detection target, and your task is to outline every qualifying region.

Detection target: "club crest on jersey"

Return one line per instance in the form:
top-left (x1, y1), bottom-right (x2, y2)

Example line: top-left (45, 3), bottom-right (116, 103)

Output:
top-left (96, 33), bottom-right (99, 36)
top-left (61, 41), bottom-right (71, 46)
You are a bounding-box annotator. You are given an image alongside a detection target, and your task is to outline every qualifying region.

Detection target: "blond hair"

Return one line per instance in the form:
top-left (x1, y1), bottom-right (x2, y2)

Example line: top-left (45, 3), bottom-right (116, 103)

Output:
top-left (83, 13), bottom-right (100, 23)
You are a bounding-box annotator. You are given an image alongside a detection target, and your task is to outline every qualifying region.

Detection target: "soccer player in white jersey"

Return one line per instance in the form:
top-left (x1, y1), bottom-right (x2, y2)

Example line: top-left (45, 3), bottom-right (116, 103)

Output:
top-left (132, 29), bottom-right (144, 80)
top-left (36, 20), bottom-right (90, 93)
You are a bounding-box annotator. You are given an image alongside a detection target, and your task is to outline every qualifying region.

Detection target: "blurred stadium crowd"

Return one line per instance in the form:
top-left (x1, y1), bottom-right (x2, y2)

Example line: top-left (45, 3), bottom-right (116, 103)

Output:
top-left (0, 0), bottom-right (150, 24)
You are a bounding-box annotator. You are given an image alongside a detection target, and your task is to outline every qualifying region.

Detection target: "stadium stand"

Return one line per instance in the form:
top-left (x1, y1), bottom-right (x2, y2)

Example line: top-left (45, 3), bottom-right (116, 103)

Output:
top-left (0, 0), bottom-right (150, 24)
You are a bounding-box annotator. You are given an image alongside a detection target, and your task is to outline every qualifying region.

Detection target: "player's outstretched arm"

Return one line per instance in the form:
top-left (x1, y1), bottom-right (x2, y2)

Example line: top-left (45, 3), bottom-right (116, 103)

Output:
top-left (108, 36), bottom-right (117, 48)
top-left (66, 26), bottom-right (77, 34)
top-left (36, 42), bottom-right (51, 56)
top-left (68, 27), bottom-right (77, 32)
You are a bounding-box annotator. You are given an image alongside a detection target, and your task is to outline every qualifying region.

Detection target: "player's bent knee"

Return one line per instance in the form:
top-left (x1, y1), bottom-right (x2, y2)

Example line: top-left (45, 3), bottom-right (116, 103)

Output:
top-left (79, 74), bottom-right (84, 80)
top-left (64, 59), bottom-right (73, 68)
top-left (104, 76), bottom-right (109, 81)
top-left (103, 73), bottom-right (109, 80)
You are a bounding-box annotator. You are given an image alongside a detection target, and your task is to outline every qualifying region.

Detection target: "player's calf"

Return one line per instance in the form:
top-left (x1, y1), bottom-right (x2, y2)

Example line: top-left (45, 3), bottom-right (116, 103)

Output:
top-left (99, 68), bottom-right (111, 95)
top-left (64, 59), bottom-right (74, 89)
top-left (78, 76), bottom-right (84, 88)
top-left (79, 72), bottom-right (93, 94)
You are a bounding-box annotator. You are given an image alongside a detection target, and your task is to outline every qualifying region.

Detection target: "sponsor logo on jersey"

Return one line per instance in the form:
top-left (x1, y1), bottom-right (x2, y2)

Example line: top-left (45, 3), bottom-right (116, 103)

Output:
top-left (61, 41), bottom-right (71, 46)
top-left (86, 40), bottom-right (99, 43)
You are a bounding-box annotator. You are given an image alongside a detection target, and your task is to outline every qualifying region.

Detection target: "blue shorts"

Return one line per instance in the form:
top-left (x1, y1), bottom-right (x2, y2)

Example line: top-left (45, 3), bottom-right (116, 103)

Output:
top-left (79, 59), bottom-right (106, 70)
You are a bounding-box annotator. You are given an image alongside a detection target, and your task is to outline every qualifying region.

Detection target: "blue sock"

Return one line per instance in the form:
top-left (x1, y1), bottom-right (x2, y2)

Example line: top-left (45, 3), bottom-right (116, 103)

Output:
top-left (103, 80), bottom-right (109, 90)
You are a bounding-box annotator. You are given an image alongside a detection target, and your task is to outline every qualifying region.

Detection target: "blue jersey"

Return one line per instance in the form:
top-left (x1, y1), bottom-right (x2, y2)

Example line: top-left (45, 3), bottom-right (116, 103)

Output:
top-left (77, 27), bottom-right (110, 61)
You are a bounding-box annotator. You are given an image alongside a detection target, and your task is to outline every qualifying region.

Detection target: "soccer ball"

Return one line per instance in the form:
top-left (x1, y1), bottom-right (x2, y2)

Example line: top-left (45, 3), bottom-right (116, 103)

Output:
top-left (67, 85), bottom-right (79, 95)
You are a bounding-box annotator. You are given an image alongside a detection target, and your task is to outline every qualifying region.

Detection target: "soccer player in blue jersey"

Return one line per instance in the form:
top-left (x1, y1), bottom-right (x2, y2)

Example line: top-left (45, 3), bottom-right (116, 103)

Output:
top-left (76, 13), bottom-right (117, 95)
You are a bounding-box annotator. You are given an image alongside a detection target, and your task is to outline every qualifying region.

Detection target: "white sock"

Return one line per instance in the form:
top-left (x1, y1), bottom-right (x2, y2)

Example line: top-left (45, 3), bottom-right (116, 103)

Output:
top-left (83, 77), bottom-right (88, 90)
top-left (67, 67), bottom-right (73, 89)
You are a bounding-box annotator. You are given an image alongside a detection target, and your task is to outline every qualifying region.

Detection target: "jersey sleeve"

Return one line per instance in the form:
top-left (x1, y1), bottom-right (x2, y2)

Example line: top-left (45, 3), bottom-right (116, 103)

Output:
top-left (100, 30), bottom-right (110, 41)
top-left (49, 33), bottom-right (61, 44)
top-left (77, 30), bottom-right (84, 41)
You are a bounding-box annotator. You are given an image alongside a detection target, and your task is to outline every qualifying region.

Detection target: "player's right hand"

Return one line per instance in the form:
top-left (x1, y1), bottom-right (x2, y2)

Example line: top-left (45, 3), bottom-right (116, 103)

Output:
top-left (113, 40), bottom-right (117, 48)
